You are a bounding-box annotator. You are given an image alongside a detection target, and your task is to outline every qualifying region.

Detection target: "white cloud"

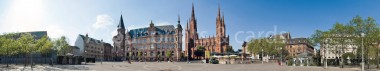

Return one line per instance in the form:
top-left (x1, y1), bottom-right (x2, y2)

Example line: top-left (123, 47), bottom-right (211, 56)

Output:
top-left (93, 14), bottom-right (114, 29)
top-left (111, 29), bottom-right (118, 37)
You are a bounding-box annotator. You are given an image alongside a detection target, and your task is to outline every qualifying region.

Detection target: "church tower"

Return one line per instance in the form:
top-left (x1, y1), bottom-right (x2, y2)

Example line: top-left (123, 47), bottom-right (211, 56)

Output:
top-left (113, 14), bottom-right (127, 61)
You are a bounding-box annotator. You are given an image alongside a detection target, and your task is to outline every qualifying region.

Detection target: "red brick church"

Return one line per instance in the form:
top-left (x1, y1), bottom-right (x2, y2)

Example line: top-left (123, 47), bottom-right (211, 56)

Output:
top-left (185, 3), bottom-right (230, 59)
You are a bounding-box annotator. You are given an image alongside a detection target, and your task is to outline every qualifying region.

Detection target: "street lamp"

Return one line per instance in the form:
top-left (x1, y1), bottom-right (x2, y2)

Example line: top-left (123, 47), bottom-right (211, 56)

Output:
top-left (187, 54), bottom-right (189, 64)
top-left (261, 48), bottom-right (264, 64)
top-left (85, 50), bottom-right (87, 65)
top-left (280, 47), bottom-right (283, 66)
top-left (324, 39), bottom-right (328, 69)
top-left (144, 53), bottom-right (147, 64)
top-left (361, 33), bottom-right (365, 71)
top-left (50, 48), bottom-right (55, 66)
top-left (101, 51), bottom-right (103, 64)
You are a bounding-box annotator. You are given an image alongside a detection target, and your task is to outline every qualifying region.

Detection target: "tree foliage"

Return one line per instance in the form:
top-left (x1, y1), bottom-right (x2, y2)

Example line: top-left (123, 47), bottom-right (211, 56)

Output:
top-left (310, 16), bottom-right (380, 66)
top-left (226, 45), bottom-right (235, 53)
top-left (0, 33), bottom-right (62, 65)
top-left (137, 51), bottom-right (142, 59)
top-left (194, 46), bottom-right (205, 59)
top-left (54, 36), bottom-right (70, 56)
top-left (247, 36), bottom-right (286, 57)
top-left (166, 51), bottom-right (172, 61)
top-left (36, 36), bottom-right (53, 57)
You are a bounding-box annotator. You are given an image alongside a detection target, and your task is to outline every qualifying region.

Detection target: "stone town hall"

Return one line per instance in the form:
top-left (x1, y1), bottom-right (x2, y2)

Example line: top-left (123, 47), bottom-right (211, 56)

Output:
top-left (185, 4), bottom-right (230, 59)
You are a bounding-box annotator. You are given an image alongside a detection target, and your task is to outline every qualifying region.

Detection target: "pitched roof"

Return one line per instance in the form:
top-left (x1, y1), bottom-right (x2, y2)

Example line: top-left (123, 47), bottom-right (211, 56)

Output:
top-left (269, 32), bottom-right (291, 39)
top-left (117, 15), bottom-right (125, 29)
top-left (128, 25), bottom-right (176, 38)
top-left (78, 34), bottom-right (104, 44)
top-left (287, 38), bottom-right (309, 44)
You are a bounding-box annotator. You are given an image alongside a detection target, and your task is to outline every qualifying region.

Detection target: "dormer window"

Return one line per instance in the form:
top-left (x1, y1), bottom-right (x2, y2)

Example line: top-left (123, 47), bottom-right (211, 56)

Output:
top-left (150, 32), bottom-right (155, 35)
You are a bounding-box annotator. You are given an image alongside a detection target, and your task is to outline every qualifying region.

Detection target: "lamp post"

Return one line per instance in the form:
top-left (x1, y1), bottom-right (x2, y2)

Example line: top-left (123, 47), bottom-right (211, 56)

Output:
top-left (85, 50), bottom-right (87, 65)
top-left (261, 48), bottom-right (264, 64)
top-left (324, 39), bottom-right (328, 69)
top-left (280, 47), bottom-right (283, 66)
top-left (144, 53), bottom-right (147, 64)
top-left (377, 42), bottom-right (379, 68)
top-left (101, 51), bottom-right (103, 64)
top-left (361, 33), bottom-right (365, 71)
top-left (187, 54), bottom-right (189, 64)
top-left (50, 48), bottom-right (53, 66)
top-left (31, 51), bottom-right (34, 68)
top-left (30, 44), bottom-right (35, 68)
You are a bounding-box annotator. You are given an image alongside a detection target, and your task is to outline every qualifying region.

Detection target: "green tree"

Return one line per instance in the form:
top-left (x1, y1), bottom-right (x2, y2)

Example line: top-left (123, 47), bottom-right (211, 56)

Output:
top-left (166, 51), bottom-right (172, 61)
top-left (17, 33), bottom-right (36, 66)
top-left (194, 46), bottom-right (205, 59)
top-left (247, 37), bottom-right (286, 58)
top-left (156, 52), bottom-right (161, 61)
top-left (54, 36), bottom-right (69, 56)
top-left (137, 51), bottom-right (142, 61)
top-left (311, 16), bottom-right (380, 68)
top-left (35, 35), bottom-right (53, 64)
top-left (0, 33), bottom-right (22, 67)
top-left (226, 45), bottom-right (235, 53)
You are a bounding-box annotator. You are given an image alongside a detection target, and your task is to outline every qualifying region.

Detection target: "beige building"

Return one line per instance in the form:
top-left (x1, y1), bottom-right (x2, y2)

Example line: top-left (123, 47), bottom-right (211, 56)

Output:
top-left (75, 34), bottom-right (109, 61)
top-left (113, 15), bottom-right (183, 61)
top-left (286, 38), bottom-right (315, 57)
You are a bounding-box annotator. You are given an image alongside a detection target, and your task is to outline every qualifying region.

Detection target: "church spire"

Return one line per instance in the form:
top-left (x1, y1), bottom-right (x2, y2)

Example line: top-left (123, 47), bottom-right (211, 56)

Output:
top-left (178, 14), bottom-right (181, 24)
top-left (189, 2), bottom-right (197, 36)
top-left (186, 20), bottom-right (189, 30)
top-left (218, 3), bottom-right (221, 19)
top-left (191, 3), bottom-right (195, 19)
top-left (118, 14), bottom-right (125, 29)
top-left (150, 20), bottom-right (154, 27)
top-left (177, 15), bottom-right (182, 29)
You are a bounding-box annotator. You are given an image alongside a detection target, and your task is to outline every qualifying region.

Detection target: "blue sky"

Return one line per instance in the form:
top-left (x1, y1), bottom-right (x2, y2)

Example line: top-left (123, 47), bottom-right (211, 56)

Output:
top-left (1, 0), bottom-right (380, 50)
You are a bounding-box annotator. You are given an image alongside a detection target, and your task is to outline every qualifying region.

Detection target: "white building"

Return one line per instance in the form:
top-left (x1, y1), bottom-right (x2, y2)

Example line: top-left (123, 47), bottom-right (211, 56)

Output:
top-left (320, 39), bottom-right (358, 62)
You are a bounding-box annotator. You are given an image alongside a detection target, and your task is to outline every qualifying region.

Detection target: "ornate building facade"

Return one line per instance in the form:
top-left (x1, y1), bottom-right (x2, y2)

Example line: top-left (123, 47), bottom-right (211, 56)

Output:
top-left (185, 4), bottom-right (230, 59)
top-left (113, 15), bottom-right (183, 61)
top-left (286, 38), bottom-right (315, 57)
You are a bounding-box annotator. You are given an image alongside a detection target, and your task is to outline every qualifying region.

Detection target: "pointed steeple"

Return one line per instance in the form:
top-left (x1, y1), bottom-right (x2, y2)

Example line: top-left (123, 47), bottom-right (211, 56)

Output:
top-left (218, 3), bottom-right (221, 19)
top-left (178, 14), bottom-right (181, 24)
top-left (222, 12), bottom-right (225, 27)
top-left (189, 2), bottom-right (197, 35)
top-left (177, 15), bottom-right (182, 29)
top-left (191, 3), bottom-right (195, 19)
top-left (216, 3), bottom-right (222, 37)
top-left (150, 20), bottom-right (154, 27)
top-left (118, 14), bottom-right (125, 29)
top-left (186, 20), bottom-right (189, 30)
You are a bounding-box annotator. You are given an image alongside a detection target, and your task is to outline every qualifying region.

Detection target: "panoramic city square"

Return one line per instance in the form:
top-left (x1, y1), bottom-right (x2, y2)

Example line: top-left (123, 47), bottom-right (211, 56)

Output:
top-left (0, 62), bottom-right (361, 71)
top-left (2, 0), bottom-right (380, 71)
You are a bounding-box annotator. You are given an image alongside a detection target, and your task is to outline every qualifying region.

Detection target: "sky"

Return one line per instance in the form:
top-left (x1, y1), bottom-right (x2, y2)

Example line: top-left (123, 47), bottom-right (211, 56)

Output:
top-left (1, 0), bottom-right (380, 50)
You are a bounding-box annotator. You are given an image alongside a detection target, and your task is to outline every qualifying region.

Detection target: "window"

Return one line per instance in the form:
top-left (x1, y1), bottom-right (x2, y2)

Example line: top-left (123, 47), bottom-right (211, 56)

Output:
top-left (151, 44), bottom-right (154, 49)
top-left (171, 38), bottom-right (174, 42)
top-left (150, 38), bottom-right (153, 42)
top-left (156, 38), bottom-right (160, 42)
